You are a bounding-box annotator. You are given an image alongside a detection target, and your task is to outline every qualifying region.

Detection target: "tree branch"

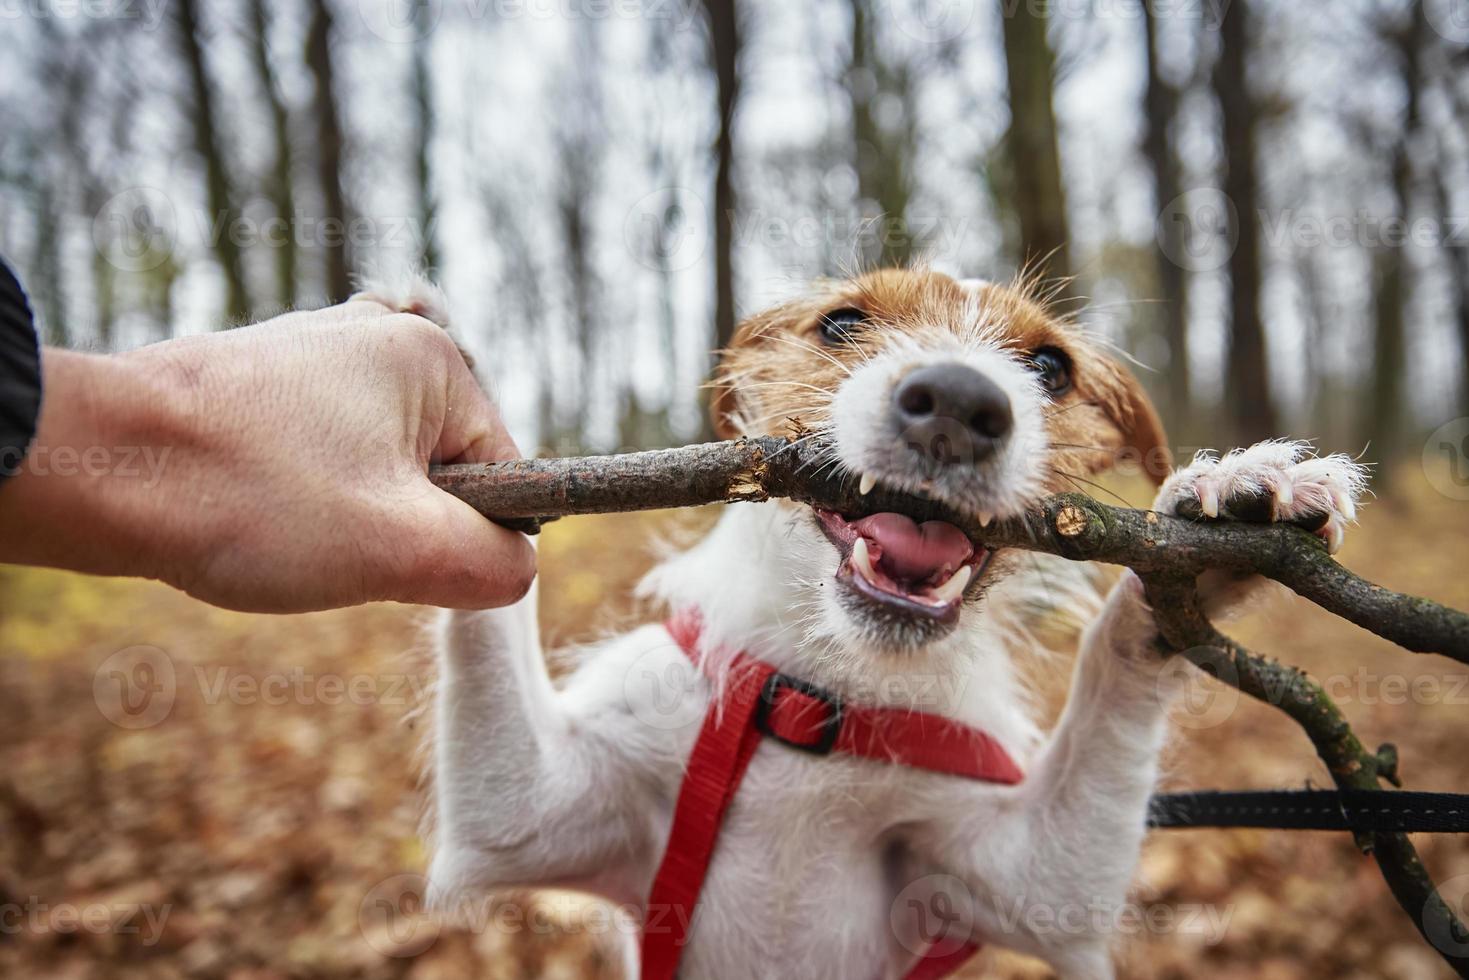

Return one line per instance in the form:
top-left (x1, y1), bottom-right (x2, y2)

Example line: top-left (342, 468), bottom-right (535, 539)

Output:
top-left (432, 437), bottom-right (1469, 665)
top-left (429, 435), bottom-right (1469, 974)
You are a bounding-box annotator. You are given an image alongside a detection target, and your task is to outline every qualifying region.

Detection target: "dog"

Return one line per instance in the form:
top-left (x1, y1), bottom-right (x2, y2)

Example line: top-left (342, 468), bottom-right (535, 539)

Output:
top-left (371, 269), bottom-right (1366, 978)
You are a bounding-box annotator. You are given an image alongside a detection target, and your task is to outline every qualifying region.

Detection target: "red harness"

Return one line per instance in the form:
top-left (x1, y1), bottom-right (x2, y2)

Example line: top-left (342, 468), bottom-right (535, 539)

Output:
top-left (640, 612), bottom-right (1024, 980)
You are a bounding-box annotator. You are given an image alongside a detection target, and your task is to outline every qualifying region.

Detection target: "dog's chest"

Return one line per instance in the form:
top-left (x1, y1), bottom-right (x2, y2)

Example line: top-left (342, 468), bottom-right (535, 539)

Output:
top-left (674, 743), bottom-right (930, 978)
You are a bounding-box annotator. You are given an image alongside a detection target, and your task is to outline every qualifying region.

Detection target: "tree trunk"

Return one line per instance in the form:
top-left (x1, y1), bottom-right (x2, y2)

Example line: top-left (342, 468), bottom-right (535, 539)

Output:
top-left (1211, 0), bottom-right (1276, 444)
top-left (1141, 2), bottom-right (1190, 433)
top-left (173, 0), bottom-right (252, 323)
top-left (703, 0), bottom-right (741, 362)
top-left (1367, 1), bottom-right (1429, 473)
top-left (1000, 2), bottom-right (1071, 285)
top-left (412, 34), bottom-right (439, 274)
top-left (846, 0), bottom-right (914, 267)
top-left (246, 0), bottom-right (298, 310)
top-left (304, 0), bottom-right (351, 304)
top-left (1442, 168), bottom-right (1469, 419)
top-left (32, 181), bottom-right (67, 347)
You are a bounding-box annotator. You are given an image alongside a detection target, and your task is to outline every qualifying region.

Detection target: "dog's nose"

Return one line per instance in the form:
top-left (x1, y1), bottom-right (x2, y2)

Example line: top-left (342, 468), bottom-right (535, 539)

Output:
top-left (893, 363), bottom-right (1013, 464)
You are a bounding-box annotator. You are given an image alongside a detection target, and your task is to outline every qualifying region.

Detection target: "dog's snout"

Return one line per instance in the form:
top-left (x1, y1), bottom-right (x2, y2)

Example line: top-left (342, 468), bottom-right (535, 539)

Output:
top-left (893, 363), bottom-right (1013, 464)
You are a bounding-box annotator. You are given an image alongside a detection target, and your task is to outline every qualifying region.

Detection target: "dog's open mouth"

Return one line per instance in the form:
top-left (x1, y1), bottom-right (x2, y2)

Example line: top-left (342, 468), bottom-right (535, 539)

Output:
top-left (815, 508), bottom-right (992, 624)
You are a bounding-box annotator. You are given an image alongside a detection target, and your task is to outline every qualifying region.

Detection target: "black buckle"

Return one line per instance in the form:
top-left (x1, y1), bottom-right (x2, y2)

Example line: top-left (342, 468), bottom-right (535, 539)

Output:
top-left (753, 672), bottom-right (843, 755)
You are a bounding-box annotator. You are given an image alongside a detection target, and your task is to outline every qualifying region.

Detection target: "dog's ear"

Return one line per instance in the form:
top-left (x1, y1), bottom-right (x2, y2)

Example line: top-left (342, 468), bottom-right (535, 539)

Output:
top-left (706, 300), bottom-right (813, 440)
top-left (709, 373), bottom-right (741, 439)
top-left (1089, 355), bottom-right (1170, 486)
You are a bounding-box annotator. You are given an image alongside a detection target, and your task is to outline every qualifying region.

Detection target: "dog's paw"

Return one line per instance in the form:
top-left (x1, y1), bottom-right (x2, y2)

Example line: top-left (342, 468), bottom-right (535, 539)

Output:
top-left (351, 269), bottom-right (453, 329)
top-left (351, 269), bottom-right (480, 373)
top-left (1154, 439), bottom-right (1368, 554)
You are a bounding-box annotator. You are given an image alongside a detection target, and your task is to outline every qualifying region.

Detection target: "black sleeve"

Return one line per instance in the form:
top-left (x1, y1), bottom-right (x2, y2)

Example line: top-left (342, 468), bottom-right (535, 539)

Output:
top-left (0, 257), bottom-right (42, 484)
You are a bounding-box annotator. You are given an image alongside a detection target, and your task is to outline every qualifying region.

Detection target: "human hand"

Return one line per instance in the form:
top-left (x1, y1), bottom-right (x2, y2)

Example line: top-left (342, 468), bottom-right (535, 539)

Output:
top-left (0, 298), bottom-right (536, 613)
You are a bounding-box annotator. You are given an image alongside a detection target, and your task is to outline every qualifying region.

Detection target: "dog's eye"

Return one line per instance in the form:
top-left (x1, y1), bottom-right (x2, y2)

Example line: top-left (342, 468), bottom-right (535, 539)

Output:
top-left (818, 308), bottom-right (868, 345)
top-left (1027, 347), bottom-right (1072, 396)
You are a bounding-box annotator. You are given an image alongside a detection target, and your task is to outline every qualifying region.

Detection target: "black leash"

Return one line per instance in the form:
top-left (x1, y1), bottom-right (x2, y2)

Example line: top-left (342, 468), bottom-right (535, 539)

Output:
top-left (1149, 790), bottom-right (1469, 833)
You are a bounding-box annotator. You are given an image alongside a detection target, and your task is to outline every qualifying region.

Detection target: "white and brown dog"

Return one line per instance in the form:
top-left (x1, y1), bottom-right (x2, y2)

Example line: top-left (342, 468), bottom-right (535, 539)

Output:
top-left (378, 269), bottom-right (1366, 978)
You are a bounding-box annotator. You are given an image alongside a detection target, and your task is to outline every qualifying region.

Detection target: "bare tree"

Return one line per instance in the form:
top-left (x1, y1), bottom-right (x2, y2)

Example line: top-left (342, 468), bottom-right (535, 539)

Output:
top-left (702, 0), bottom-right (741, 360)
top-left (172, 0), bottom-right (252, 323)
top-left (304, 0), bottom-right (351, 303)
top-left (999, 1), bottom-right (1071, 284)
top-left (1366, 1), bottom-right (1430, 473)
top-left (1212, 0), bottom-right (1276, 444)
top-left (245, 0), bottom-right (298, 310)
top-left (411, 32), bottom-right (440, 274)
top-left (1141, 2), bottom-right (1190, 433)
top-left (845, 0), bottom-right (916, 267)
top-left (553, 23), bottom-right (606, 447)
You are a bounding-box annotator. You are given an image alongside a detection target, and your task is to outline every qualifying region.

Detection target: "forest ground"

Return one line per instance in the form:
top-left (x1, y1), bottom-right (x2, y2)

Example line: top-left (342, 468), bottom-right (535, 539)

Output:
top-left (2, 463), bottom-right (1466, 979)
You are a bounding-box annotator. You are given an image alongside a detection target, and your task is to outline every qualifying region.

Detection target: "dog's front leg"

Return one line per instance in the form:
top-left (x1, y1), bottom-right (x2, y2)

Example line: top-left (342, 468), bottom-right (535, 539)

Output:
top-left (430, 581), bottom-right (650, 905)
top-left (911, 576), bottom-right (1169, 978)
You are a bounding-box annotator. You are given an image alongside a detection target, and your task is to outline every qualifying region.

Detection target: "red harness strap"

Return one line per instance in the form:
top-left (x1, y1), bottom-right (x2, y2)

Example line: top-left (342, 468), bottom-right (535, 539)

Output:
top-left (640, 612), bottom-right (1023, 980)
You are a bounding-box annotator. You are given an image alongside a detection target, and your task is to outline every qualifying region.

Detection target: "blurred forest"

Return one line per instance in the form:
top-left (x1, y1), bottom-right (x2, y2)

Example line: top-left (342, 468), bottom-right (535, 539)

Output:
top-left (3, 0), bottom-right (1468, 460)
top-left (4, 0), bottom-right (1469, 978)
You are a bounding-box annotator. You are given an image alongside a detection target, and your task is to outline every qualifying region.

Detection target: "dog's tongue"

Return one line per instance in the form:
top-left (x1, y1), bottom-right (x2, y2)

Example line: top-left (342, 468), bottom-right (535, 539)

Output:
top-left (850, 513), bottom-right (974, 582)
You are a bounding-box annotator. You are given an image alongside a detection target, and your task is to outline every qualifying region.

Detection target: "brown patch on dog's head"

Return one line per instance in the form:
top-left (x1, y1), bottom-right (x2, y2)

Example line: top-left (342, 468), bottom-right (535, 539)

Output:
top-left (969, 280), bottom-right (1170, 487)
top-left (708, 269), bottom-right (1169, 485)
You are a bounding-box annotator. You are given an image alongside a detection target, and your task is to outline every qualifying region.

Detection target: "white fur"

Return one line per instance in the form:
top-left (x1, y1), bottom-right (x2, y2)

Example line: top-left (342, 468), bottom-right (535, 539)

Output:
top-left (395, 273), bottom-right (1367, 978)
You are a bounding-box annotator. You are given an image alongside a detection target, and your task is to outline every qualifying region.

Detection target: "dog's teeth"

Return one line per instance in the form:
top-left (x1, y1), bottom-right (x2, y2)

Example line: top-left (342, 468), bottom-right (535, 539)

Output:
top-left (977, 510), bottom-right (994, 529)
top-left (851, 537), bottom-right (878, 582)
top-left (931, 565), bottom-right (973, 604)
top-left (858, 472), bottom-right (877, 496)
top-left (1335, 490), bottom-right (1356, 522)
top-left (1199, 485), bottom-right (1220, 519)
